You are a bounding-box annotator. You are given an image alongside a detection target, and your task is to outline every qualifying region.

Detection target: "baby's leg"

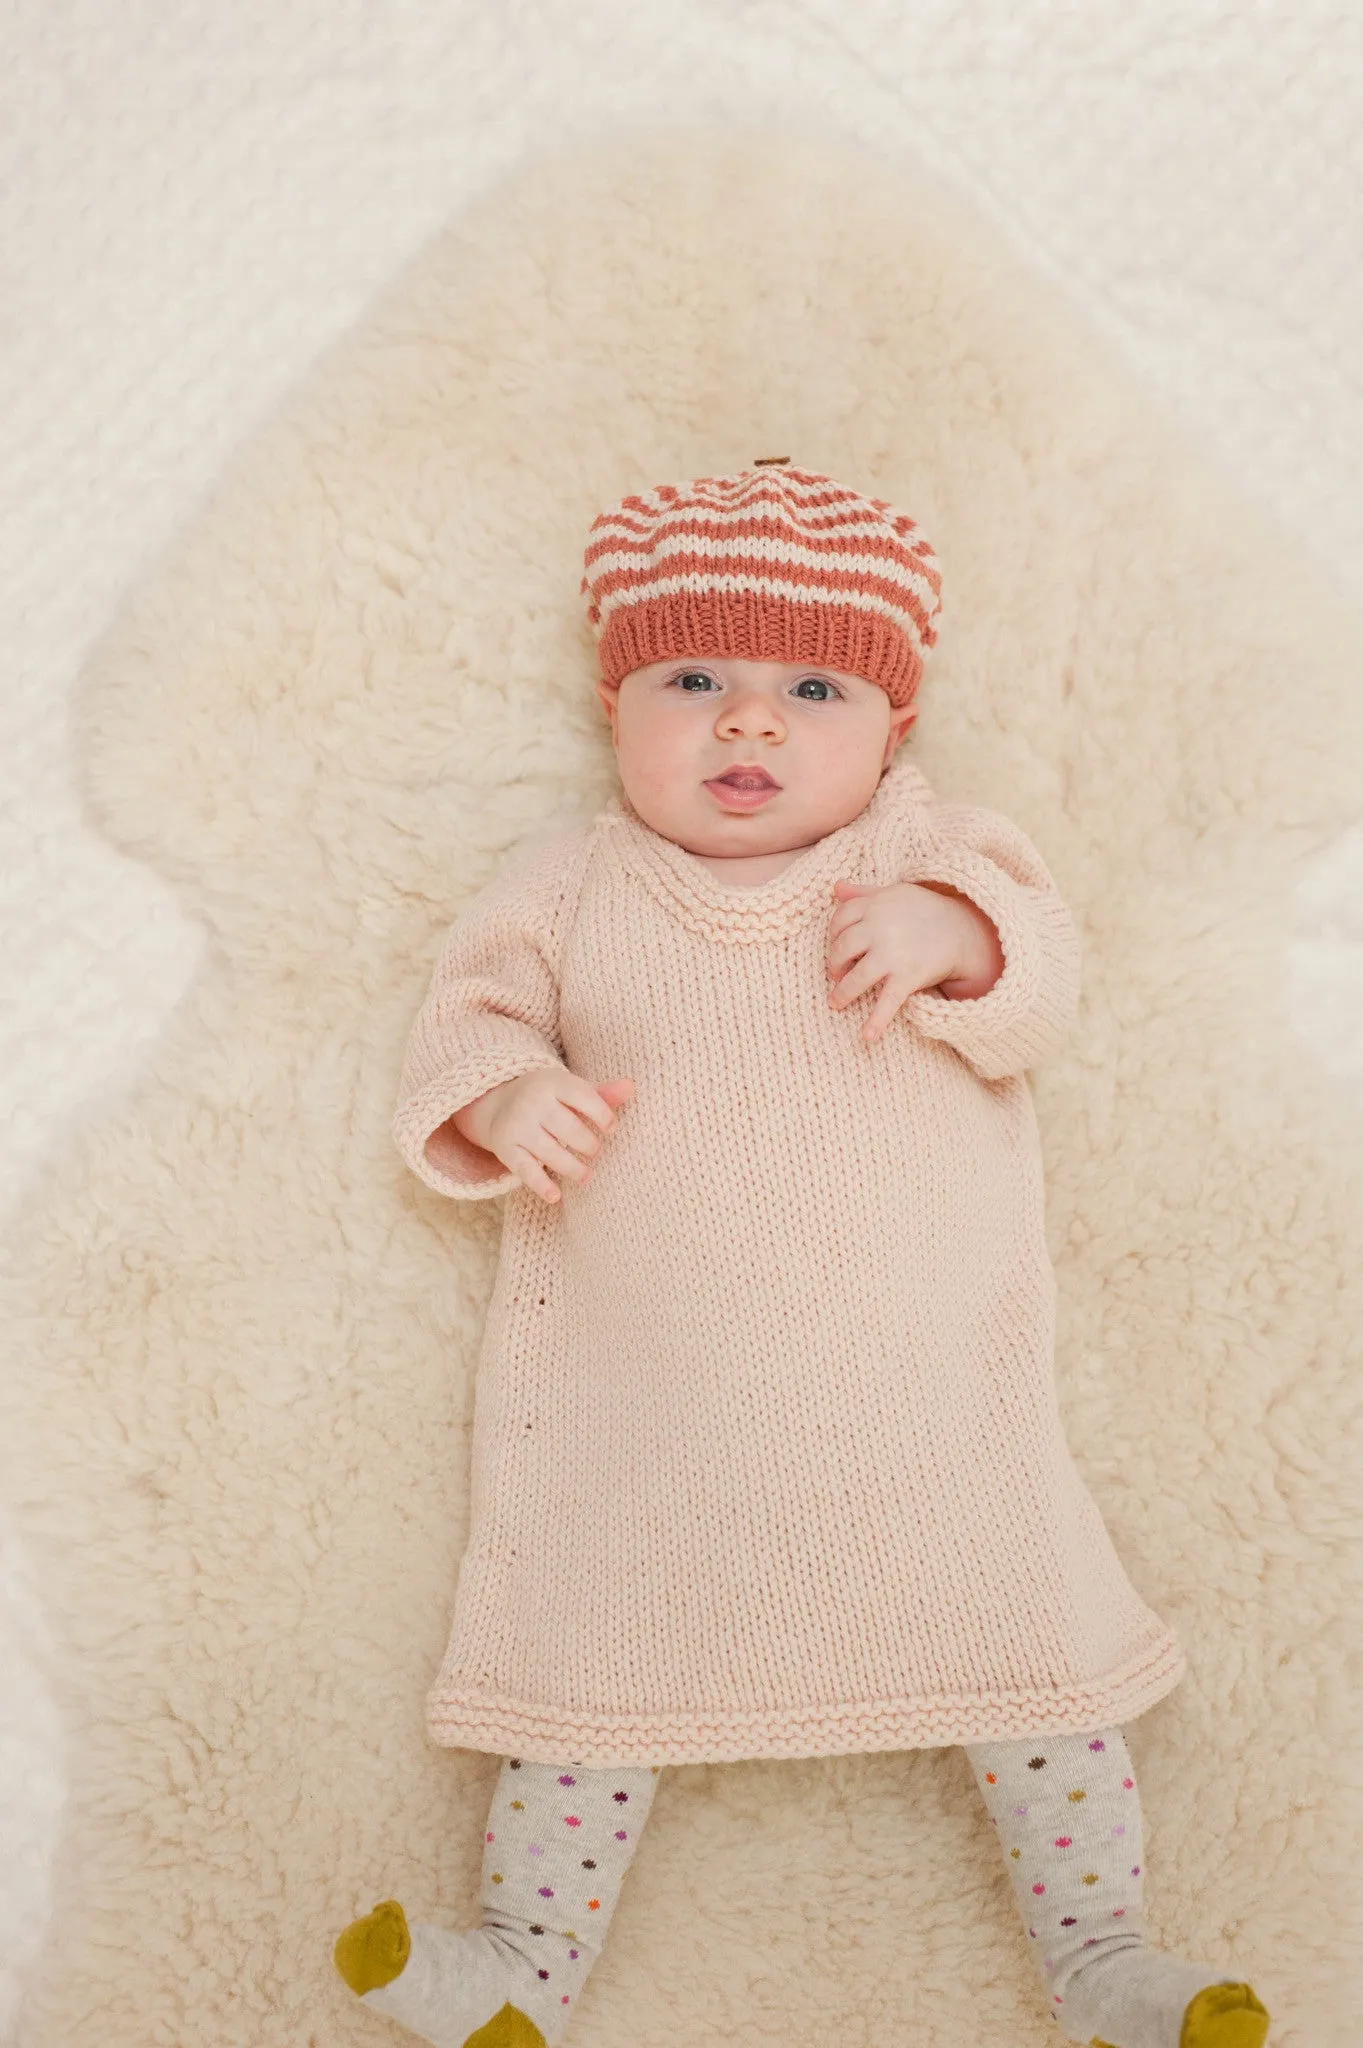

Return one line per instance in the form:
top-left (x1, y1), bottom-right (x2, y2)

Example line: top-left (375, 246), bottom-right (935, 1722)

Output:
top-left (963, 1727), bottom-right (1269, 2048)
top-left (334, 1756), bottom-right (660, 2047)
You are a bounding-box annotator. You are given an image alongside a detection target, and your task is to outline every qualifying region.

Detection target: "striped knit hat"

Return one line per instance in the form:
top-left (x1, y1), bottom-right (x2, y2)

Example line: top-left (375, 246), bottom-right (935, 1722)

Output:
top-left (580, 461), bottom-right (942, 710)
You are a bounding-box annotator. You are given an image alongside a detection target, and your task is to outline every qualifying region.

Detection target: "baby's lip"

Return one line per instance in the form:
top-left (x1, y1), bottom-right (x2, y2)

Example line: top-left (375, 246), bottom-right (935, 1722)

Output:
top-left (708, 765), bottom-right (781, 789)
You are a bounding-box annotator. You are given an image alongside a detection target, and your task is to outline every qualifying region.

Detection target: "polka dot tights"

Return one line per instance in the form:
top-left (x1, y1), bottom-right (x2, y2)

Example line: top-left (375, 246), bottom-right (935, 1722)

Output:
top-left (965, 1726), bottom-right (1147, 2026)
top-left (478, 1753), bottom-right (660, 2034)
top-left (353, 1734), bottom-right (1259, 2048)
top-left (965, 1726), bottom-right (1253, 2046)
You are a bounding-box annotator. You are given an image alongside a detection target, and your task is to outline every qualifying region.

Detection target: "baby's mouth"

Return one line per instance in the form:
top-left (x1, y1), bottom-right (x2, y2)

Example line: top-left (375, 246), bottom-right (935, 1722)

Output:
top-left (704, 767), bottom-right (782, 811)
top-left (710, 769), bottom-right (780, 790)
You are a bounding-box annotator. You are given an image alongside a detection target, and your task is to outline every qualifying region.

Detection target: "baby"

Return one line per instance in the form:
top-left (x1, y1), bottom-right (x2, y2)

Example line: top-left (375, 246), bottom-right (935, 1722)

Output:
top-left (333, 464), bottom-right (1269, 2048)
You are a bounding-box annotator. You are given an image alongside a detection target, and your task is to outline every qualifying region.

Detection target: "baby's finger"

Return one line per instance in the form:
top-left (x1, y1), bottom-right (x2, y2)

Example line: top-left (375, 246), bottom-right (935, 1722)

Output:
top-left (861, 976), bottom-right (911, 1042)
top-left (825, 901), bottom-right (865, 949)
top-left (533, 1128), bottom-right (595, 1185)
top-left (544, 1100), bottom-right (603, 1161)
top-left (560, 1076), bottom-right (621, 1133)
top-left (828, 956), bottom-right (885, 1010)
top-left (506, 1144), bottom-right (563, 1203)
top-left (826, 928), bottom-right (871, 977)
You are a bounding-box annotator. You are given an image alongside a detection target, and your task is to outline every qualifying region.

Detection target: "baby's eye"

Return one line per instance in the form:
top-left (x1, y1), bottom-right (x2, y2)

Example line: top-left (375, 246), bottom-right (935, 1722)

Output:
top-left (668, 669), bottom-right (843, 700)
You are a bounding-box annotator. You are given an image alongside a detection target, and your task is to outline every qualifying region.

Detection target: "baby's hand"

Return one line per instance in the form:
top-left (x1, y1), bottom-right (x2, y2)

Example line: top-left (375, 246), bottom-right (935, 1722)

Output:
top-left (452, 1067), bottom-right (635, 1203)
top-left (826, 879), bottom-right (1004, 1042)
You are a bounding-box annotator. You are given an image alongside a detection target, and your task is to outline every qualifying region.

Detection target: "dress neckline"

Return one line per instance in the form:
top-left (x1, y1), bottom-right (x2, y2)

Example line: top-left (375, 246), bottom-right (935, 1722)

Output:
top-left (594, 754), bottom-right (931, 940)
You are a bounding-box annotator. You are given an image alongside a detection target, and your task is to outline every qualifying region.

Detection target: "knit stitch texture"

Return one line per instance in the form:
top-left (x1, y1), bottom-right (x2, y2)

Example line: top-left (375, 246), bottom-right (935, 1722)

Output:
top-left (580, 464), bottom-right (943, 707)
top-left (393, 755), bottom-right (1186, 1766)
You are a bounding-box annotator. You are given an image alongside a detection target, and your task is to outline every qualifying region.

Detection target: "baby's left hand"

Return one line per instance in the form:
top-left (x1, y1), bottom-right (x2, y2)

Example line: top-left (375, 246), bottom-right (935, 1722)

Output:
top-left (826, 879), bottom-right (1005, 1042)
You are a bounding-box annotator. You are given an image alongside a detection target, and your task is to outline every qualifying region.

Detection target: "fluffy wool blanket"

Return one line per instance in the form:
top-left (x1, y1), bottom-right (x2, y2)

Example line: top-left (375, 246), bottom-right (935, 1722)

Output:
top-left (2, 134), bottom-right (1360, 2047)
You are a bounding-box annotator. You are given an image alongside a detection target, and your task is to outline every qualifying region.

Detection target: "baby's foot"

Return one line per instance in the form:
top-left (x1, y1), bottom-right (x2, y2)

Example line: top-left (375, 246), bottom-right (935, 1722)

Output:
top-left (334, 1900), bottom-right (552, 2048)
top-left (335, 1899), bottom-right (411, 1995)
top-left (1067, 1948), bottom-right (1269, 2048)
top-left (1171, 1982), bottom-right (1271, 2048)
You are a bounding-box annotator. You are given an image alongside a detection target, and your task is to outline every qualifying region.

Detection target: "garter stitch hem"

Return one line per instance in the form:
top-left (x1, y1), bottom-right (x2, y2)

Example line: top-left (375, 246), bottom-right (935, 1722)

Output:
top-left (424, 1633), bottom-right (1186, 1766)
top-left (394, 755), bottom-right (1186, 1768)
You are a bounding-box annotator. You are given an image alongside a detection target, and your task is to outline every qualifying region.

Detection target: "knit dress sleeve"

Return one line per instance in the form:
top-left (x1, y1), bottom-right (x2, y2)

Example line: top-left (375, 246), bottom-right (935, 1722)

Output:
top-left (897, 800), bottom-right (1081, 1080)
top-left (392, 831), bottom-right (592, 1200)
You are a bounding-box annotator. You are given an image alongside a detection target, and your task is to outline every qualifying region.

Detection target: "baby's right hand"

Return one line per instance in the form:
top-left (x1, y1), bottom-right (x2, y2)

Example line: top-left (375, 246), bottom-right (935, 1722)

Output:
top-left (452, 1067), bottom-right (635, 1203)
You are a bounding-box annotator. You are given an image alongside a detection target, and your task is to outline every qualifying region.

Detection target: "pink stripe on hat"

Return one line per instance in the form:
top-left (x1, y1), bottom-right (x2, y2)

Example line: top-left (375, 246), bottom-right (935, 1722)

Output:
top-left (580, 463), bottom-right (943, 708)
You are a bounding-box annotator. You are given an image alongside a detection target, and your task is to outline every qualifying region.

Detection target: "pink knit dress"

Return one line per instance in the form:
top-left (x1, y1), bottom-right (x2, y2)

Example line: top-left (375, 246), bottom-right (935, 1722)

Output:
top-left (393, 754), bottom-right (1185, 1767)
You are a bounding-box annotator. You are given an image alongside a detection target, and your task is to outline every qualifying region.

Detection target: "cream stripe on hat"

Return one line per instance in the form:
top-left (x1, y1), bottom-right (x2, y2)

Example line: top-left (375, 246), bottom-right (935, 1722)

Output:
top-left (581, 463), bottom-right (942, 710)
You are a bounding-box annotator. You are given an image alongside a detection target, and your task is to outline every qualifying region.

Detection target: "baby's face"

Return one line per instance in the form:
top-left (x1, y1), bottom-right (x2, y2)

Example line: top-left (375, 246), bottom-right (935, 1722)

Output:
top-left (596, 655), bottom-right (917, 861)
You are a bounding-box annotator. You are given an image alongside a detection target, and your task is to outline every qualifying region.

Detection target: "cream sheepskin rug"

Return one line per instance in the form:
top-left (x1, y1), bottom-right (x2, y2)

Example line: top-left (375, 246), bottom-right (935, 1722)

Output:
top-left (3, 133), bottom-right (1361, 2048)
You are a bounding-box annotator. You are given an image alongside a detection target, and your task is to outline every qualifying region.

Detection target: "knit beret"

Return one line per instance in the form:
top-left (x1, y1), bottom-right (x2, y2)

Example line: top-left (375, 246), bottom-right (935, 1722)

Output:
top-left (580, 461), bottom-right (943, 710)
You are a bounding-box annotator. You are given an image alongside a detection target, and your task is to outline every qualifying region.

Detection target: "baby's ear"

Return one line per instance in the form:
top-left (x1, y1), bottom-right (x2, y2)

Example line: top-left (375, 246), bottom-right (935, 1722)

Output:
top-left (881, 707), bottom-right (918, 772)
top-left (594, 676), bottom-right (620, 730)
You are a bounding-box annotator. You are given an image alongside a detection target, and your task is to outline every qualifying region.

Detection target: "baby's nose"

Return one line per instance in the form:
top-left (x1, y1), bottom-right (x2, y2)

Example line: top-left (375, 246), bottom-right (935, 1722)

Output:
top-left (721, 696), bottom-right (781, 731)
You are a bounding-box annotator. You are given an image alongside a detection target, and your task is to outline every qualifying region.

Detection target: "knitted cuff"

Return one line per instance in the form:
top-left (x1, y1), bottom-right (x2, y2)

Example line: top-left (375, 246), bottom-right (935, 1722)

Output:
top-left (393, 1054), bottom-right (566, 1200)
top-left (900, 846), bottom-right (1065, 1079)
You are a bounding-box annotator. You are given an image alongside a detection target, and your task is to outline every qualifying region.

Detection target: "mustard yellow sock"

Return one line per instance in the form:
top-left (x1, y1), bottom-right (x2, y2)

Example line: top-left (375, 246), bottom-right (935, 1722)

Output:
top-left (1177, 1983), bottom-right (1270, 2047)
top-left (334, 1898), bottom-right (411, 1996)
top-left (1089, 1977), bottom-right (1271, 2048)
